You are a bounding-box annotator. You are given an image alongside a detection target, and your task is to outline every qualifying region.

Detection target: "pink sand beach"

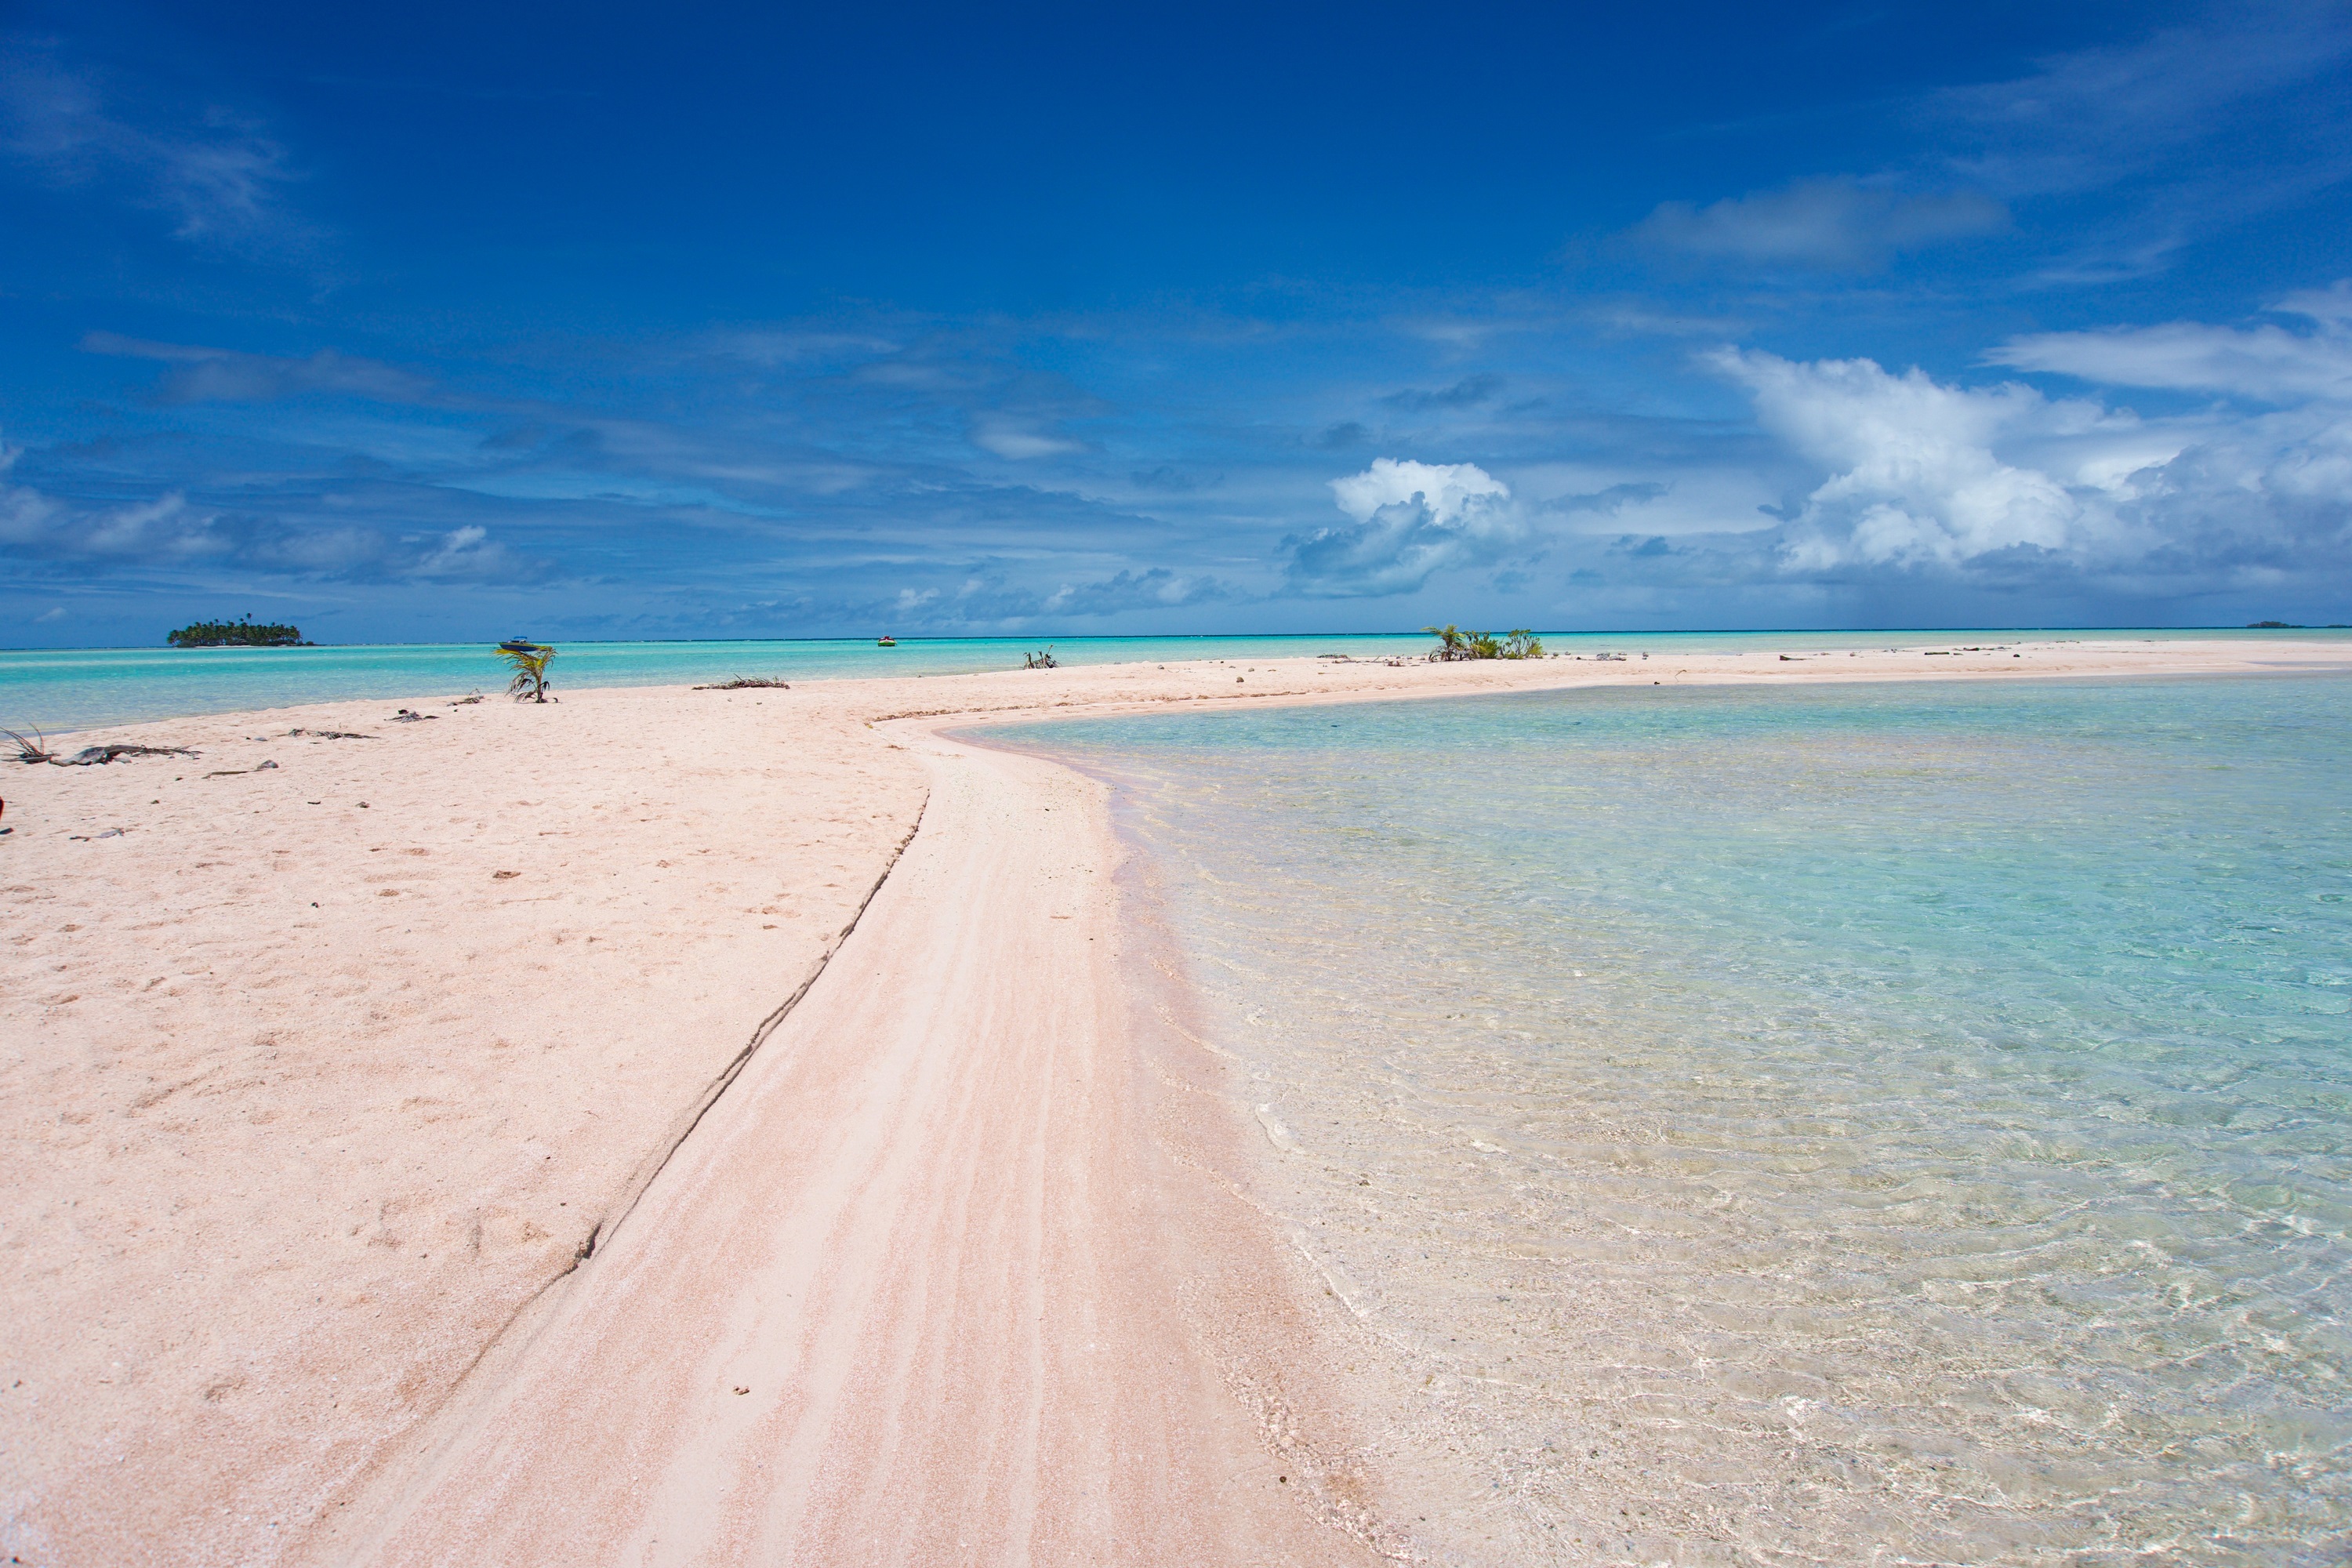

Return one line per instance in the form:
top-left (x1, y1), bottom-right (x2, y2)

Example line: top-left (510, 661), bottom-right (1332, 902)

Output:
top-left (5, 638), bottom-right (2344, 1566)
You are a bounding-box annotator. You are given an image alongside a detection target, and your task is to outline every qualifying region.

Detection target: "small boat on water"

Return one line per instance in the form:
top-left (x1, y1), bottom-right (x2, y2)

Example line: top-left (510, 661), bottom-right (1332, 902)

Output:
top-left (877, 635), bottom-right (897, 647)
top-left (498, 638), bottom-right (543, 652)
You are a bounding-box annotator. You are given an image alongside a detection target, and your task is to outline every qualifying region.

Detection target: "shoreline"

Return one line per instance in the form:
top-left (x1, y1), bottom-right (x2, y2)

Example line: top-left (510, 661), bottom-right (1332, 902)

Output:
top-left (6, 639), bottom-right (2349, 1565)
top-left (10, 627), bottom-right (2352, 739)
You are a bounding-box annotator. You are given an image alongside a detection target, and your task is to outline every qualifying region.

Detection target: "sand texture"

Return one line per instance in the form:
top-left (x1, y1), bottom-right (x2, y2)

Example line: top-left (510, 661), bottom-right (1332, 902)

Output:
top-left (4, 638), bottom-right (2346, 1566)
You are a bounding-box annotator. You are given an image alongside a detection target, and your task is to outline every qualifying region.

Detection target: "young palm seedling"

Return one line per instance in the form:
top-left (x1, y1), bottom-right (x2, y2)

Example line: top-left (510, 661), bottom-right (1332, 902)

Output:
top-left (497, 643), bottom-right (557, 703)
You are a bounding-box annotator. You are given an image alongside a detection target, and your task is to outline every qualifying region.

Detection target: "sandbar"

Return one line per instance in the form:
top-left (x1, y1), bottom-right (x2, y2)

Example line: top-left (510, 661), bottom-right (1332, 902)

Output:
top-left (3, 638), bottom-right (2344, 1565)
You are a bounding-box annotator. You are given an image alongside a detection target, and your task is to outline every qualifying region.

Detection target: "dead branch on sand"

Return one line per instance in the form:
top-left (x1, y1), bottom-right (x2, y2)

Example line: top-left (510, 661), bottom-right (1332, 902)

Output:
top-left (7, 729), bottom-right (199, 767)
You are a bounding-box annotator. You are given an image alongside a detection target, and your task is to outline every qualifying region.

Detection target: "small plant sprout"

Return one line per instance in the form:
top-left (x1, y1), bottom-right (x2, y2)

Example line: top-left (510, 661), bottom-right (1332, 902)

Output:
top-left (497, 643), bottom-right (557, 702)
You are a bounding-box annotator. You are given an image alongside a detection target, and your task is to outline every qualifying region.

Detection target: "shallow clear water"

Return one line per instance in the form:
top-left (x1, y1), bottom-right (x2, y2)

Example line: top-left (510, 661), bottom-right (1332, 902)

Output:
top-left (6, 627), bottom-right (2341, 734)
top-left (993, 675), bottom-right (2352, 1565)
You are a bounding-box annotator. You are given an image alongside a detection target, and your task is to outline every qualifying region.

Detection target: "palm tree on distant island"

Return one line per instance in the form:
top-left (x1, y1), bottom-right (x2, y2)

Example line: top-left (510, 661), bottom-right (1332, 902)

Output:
top-left (167, 614), bottom-right (305, 648)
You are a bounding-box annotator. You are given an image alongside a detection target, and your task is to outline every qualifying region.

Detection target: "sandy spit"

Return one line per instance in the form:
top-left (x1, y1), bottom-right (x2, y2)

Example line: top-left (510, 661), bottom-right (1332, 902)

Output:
top-left (2, 639), bottom-right (2344, 1566)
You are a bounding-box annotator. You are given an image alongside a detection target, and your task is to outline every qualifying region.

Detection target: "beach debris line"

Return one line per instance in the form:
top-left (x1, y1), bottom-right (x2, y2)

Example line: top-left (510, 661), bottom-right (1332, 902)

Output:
top-left (1023, 648), bottom-right (1058, 669)
top-left (695, 677), bottom-right (791, 690)
top-left (1424, 625), bottom-right (1544, 661)
top-left (7, 728), bottom-right (198, 767)
top-left (495, 641), bottom-right (557, 703)
top-left (166, 614), bottom-right (307, 648)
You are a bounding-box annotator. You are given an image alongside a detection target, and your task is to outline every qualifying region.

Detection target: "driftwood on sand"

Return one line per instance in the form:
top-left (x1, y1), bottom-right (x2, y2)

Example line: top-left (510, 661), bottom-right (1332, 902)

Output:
top-left (7, 729), bottom-right (198, 768)
top-left (694, 677), bottom-right (792, 690)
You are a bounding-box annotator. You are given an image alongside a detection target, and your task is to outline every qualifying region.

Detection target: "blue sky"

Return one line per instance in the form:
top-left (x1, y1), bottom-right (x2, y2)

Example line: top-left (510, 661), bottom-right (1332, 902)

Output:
top-left (3, 0), bottom-right (2350, 645)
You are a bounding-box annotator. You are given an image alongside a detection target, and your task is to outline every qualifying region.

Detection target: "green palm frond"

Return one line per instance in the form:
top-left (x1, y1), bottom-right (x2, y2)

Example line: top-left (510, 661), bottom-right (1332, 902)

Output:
top-left (495, 644), bottom-right (556, 702)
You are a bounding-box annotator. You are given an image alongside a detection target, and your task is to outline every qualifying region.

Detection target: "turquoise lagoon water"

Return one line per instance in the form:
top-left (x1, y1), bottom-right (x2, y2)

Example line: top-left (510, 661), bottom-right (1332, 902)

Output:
top-left (990, 674), bottom-right (2352, 1565)
top-left (0, 633), bottom-right (1414, 733)
top-left (6, 627), bottom-right (2344, 735)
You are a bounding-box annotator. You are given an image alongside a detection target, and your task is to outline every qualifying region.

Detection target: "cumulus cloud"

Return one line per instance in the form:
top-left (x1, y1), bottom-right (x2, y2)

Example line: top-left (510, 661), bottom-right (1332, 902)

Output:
top-left (82, 332), bottom-right (436, 405)
top-left (1712, 336), bottom-right (2352, 591)
top-left (1715, 349), bottom-right (2098, 568)
top-left (1284, 457), bottom-right (1527, 597)
top-left (1633, 178), bottom-right (2007, 269)
top-left (1987, 281), bottom-right (2352, 402)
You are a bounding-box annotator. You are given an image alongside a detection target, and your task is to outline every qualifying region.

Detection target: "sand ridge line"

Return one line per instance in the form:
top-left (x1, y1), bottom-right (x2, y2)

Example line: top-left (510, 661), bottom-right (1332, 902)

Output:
top-left (299, 793), bottom-right (941, 1566)
top-left (593, 791), bottom-right (931, 1265)
top-left (327, 717), bottom-right (1377, 1566)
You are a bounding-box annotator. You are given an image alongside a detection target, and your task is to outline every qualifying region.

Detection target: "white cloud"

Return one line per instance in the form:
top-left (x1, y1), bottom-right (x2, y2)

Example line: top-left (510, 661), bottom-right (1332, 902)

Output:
top-left (1932, 9), bottom-right (2352, 198)
top-left (412, 524), bottom-right (510, 579)
top-left (1925, 8), bottom-right (2352, 280)
top-left (1713, 338), bottom-right (2352, 589)
top-left (0, 437), bottom-right (533, 582)
top-left (1285, 458), bottom-right (1526, 597)
top-left (969, 414), bottom-right (1081, 459)
top-left (1328, 457), bottom-right (1511, 528)
top-left (1039, 568), bottom-right (1226, 617)
top-left (0, 45), bottom-right (305, 249)
top-left (82, 332), bottom-right (437, 405)
top-left (0, 442), bottom-right (218, 560)
top-left (1632, 178), bottom-right (2007, 269)
top-left (1987, 281), bottom-right (2352, 402)
top-left (1716, 349), bottom-right (2099, 568)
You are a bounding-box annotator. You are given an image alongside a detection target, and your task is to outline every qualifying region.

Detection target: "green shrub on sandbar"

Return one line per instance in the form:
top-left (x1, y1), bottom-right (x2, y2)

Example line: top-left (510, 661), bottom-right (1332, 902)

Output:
top-left (1424, 625), bottom-right (1543, 662)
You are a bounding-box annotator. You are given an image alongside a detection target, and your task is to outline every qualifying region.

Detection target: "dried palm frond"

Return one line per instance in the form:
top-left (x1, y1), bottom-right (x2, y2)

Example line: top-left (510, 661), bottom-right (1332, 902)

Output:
top-left (5, 728), bottom-right (55, 764)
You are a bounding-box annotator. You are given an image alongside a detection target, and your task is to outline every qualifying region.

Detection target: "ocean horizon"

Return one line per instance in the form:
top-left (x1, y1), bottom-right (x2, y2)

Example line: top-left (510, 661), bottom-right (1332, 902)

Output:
top-left (6, 627), bottom-right (2350, 735)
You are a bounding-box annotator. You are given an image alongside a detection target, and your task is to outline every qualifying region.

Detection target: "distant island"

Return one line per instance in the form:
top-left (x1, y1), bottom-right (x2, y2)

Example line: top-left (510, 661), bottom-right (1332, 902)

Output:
top-left (167, 615), bottom-right (309, 648)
